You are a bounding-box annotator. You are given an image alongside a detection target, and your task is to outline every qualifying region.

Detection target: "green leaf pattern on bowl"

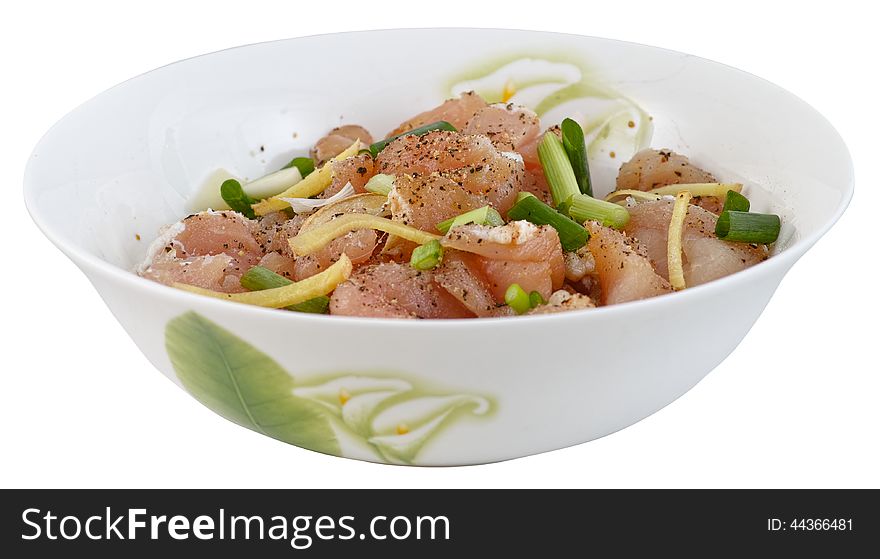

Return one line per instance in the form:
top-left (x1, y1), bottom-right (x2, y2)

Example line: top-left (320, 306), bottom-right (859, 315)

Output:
top-left (165, 312), bottom-right (492, 464)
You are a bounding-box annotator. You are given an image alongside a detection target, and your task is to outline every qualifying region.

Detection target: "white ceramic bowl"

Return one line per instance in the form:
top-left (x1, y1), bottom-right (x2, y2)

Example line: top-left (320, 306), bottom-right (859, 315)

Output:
top-left (24, 29), bottom-right (852, 466)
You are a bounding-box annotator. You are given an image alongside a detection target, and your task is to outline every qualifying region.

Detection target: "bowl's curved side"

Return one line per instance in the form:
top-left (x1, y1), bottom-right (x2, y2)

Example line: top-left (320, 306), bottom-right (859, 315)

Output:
top-left (79, 248), bottom-right (791, 465)
top-left (23, 29), bottom-right (854, 465)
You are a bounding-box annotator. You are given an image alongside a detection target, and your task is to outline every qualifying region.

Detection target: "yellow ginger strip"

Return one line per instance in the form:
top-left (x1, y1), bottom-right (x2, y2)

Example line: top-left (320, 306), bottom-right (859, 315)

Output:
top-left (606, 183), bottom-right (743, 204)
top-left (667, 191), bottom-right (692, 291)
top-left (174, 255), bottom-right (352, 307)
top-left (289, 214), bottom-right (440, 257)
top-left (300, 193), bottom-right (389, 233)
top-left (252, 140), bottom-right (362, 216)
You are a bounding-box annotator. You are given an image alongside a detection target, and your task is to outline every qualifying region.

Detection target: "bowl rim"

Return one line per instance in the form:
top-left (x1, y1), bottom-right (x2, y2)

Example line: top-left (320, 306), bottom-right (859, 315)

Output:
top-left (23, 28), bottom-right (855, 329)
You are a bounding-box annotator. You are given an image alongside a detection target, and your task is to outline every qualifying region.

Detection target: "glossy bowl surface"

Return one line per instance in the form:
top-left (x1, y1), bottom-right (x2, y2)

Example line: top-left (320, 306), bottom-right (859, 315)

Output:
top-left (24, 29), bottom-right (853, 465)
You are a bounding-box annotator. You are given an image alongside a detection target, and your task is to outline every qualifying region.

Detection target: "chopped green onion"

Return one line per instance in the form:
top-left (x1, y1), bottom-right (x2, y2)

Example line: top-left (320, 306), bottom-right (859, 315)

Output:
top-left (507, 194), bottom-right (589, 252)
top-left (282, 157), bottom-right (315, 178)
top-left (720, 190), bottom-right (750, 214)
top-left (254, 141), bottom-right (362, 216)
top-left (239, 266), bottom-right (330, 313)
top-left (516, 191), bottom-right (536, 203)
top-left (505, 284), bottom-right (531, 315)
top-left (409, 239), bottom-right (444, 270)
top-left (364, 173), bottom-right (395, 196)
top-left (240, 266), bottom-right (292, 291)
top-left (288, 295), bottom-right (331, 314)
top-left (230, 156), bottom-right (315, 216)
top-left (561, 193), bottom-right (630, 229)
top-left (436, 205), bottom-right (504, 234)
top-left (529, 291), bottom-right (546, 308)
top-left (220, 179), bottom-right (257, 219)
top-left (715, 211), bottom-right (780, 244)
top-left (369, 121), bottom-right (457, 157)
top-left (560, 118), bottom-right (592, 197)
top-left (538, 131), bottom-right (580, 207)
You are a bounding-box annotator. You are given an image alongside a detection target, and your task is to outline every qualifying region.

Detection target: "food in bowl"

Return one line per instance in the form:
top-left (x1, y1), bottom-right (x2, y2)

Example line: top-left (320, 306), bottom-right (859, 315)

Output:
top-left (138, 92), bottom-right (781, 318)
top-left (24, 29), bottom-right (852, 465)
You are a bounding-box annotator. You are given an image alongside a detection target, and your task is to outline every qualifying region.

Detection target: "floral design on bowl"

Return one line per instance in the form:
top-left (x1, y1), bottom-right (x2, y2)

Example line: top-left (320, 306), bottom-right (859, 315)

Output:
top-left (167, 312), bottom-right (492, 464)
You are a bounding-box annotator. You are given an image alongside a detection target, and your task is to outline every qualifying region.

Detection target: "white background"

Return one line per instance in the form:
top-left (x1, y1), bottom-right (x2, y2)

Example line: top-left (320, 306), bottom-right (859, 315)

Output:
top-left (2, 0), bottom-right (876, 488)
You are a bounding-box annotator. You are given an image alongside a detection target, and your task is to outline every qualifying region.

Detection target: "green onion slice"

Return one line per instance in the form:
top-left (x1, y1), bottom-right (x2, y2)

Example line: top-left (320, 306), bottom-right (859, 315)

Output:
top-left (220, 179), bottom-right (257, 219)
top-left (436, 205), bottom-right (504, 234)
top-left (283, 157), bottom-right (315, 178)
top-left (240, 266), bottom-right (331, 313)
top-left (410, 239), bottom-right (444, 270)
top-left (715, 211), bottom-right (780, 244)
top-left (288, 295), bottom-right (331, 314)
top-left (720, 190), bottom-right (750, 214)
top-left (529, 291), bottom-right (546, 308)
top-left (364, 173), bottom-right (395, 196)
top-left (561, 193), bottom-right (630, 229)
top-left (505, 283), bottom-right (531, 315)
top-left (369, 121), bottom-right (457, 157)
top-left (507, 193), bottom-right (589, 252)
top-left (538, 131), bottom-right (581, 207)
top-left (560, 118), bottom-right (593, 197)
